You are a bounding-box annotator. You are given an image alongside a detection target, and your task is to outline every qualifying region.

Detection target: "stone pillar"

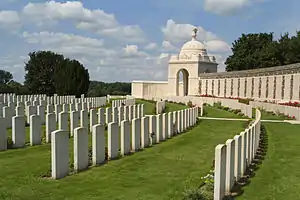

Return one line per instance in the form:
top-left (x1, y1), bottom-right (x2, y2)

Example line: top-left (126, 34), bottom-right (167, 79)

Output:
top-left (54, 104), bottom-right (61, 122)
top-left (30, 115), bottom-right (42, 146)
top-left (149, 115), bottom-right (156, 145)
top-left (98, 108), bottom-right (105, 125)
top-left (80, 110), bottom-right (88, 129)
top-left (112, 107), bottom-right (118, 123)
top-left (105, 107), bottom-right (112, 124)
top-left (58, 112), bottom-right (68, 131)
top-left (3, 106), bottom-right (13, 128)
top-left (225, 139), bottom-right (235, 194)
top-left (92, 124), bottom-right (105, 165)
top-left (51, 130), bottom-right (69, 179)
top-left (177, 111), bottom-right (181, 133)
top-left (121, 120), bottom-right (130, 155)
top-left (132, 118), bottom-right (141, 152)
top-left (12, 116), bottom-right (25, 148)
top-left (89, 109), bottom-right (97, 132)
top-left (214, 144), bottom-right (227, 200)
top-left (167, 112), bottom-right (173, 138)
top-left (173, 111), bottom-right (178, 134)
top-left (162, 113), bottom-right (168, 141)
top-left (74, 127), bottom-right (89, 172)
top-left (141, 116), bottom-right (149, 149)
top-left (233, 135), bottom-right (242, 180)
top-left (108, 122), bottom-right (119, 160)
top-left (156, 114), bottom-right (162, 143)
top-left (16, 106), bottom-right (24, 116)
top-left (0, 118), bottom-right (7, 150)
top-left (240, 132), bottom-right (247, 176)
top-left (47, 104), bottom-right (54, 114)
top-left (46, 113), bottom-right (56, 143)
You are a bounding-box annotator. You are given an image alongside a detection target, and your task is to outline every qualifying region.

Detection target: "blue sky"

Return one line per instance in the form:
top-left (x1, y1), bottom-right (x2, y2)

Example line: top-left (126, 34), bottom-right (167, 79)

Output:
top-left (0, 0), bottom-right (299, 83)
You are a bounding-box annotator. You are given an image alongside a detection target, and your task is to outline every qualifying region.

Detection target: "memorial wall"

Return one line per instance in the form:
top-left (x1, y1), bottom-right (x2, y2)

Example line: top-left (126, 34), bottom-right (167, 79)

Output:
top-left (198, 63), bottom-right (300, 101)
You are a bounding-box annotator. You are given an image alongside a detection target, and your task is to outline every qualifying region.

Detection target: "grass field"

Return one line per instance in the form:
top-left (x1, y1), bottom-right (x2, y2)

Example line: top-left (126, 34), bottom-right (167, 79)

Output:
top-left (236, 122), bottom-right (300, 200)
top-left (0, 120), bottom-right (246, 200)
top-left (203, 105), bottom-right (248, 119)
top-left (135, 99), bottom-right (189, 115)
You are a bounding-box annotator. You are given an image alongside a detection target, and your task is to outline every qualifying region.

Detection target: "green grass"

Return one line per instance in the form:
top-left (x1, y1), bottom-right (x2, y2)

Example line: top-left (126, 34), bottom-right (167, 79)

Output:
top-left (237, 122), bottom-right (300, 200)
top-left (203, 105), bottom-right (248, 119)
top-left (258, 109), bottom-right (290, 120)
top-left (0, 120), bottom-right (246, 200)
top-left (165, 102), bottom-right (189, 112)
top-left (135, 99), bottom-right (189, 115)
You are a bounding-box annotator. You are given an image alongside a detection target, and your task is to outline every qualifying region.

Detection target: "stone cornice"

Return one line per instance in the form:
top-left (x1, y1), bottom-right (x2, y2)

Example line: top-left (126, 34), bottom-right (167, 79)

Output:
top-left (198, 63), bottom-right (300, 79)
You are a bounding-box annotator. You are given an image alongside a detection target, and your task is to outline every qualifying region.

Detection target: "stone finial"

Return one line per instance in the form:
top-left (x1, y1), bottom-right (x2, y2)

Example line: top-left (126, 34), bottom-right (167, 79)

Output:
top-left (192, 27), bottom-right (198, 40)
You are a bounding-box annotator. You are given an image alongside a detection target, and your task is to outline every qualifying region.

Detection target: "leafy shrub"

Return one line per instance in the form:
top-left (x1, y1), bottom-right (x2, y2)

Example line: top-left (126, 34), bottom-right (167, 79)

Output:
top-left (223, 107), bottom-right (229, 111)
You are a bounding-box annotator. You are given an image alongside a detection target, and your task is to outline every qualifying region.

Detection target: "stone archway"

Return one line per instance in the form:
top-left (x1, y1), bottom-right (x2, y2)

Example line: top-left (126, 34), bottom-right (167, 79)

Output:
top-left (176, 69), bottom-right (189, 96)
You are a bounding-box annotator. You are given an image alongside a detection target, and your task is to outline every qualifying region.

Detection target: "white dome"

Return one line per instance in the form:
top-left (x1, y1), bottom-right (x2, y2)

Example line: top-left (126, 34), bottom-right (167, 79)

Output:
top-left (179, 27), bottom-right (208, 59)
top-left (181, 40), bottom-right (205, 51)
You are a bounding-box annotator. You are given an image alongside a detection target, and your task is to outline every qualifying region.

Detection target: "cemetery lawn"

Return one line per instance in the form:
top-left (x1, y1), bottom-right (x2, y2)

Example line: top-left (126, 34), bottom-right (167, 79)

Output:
top-left (258, 109), bottom-right (291, 120)
top-left (236, 122), bottom-right (300, 200)
top-left (203, 105), bottom-right (248, 119)
top-left (0, 120), bottom-right (246, 200)
top-left (135, 99), bottom-right (188, 115)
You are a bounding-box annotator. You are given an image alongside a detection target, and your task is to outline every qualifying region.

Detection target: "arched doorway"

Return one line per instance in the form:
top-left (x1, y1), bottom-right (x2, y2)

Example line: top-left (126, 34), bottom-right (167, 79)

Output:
top-left (176, 69), bottom-right (189, 96)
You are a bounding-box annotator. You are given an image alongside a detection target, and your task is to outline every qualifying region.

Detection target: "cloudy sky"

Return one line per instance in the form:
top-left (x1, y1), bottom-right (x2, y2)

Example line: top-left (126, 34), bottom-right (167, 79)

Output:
top-left (0, 0), bottom-right (299, 83)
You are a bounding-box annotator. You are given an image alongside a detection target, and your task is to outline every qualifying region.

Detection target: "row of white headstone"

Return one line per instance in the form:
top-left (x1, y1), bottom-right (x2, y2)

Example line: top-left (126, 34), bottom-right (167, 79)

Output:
top-left (0, 93), bottom-right (106, 106)
top-left (1, 97), bottom-right (142, 126)
top-left (111, 99), bottom-right (135, 107)
top-left (51, 106), bottom-right (199, 179)
top-left (0, 103), bottom-right (145, 151)
top-left (214, 109), bottom-right (262, 200)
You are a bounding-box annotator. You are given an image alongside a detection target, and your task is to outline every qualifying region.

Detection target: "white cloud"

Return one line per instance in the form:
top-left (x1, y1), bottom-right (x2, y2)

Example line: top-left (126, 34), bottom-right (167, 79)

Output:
top-left (205, 40), bottom-right (231, 53)
top-left (0, 10), bottom-right (20, 29)
top-left (203, 0), bottom-right (263, 15)
top-left (161, 19), bottom-right (218, 44)
top-left (162, 40), bottom-right (178, 51)
top-left (22, 1), bottom-right (146, 42)
top-left (144, 42), bottom-right (158, 50)
top-left (19, 31), bottom-right (167, 82)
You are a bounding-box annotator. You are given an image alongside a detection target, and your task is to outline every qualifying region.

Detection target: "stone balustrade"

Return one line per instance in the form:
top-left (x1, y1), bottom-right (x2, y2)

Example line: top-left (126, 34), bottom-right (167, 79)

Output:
top-left (214, 109), bottom-right (262, 200)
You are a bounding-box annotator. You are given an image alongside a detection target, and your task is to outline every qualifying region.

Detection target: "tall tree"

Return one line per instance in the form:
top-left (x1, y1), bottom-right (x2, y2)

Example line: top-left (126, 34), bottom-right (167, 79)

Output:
top-left (225, 33), bottom-right (275, 71)
top-left (54, 59), bottom-right (90, 97)
top-left (225, 31), bottom-right (300, 71)
top-left (0, 69), bottom-right (13, 84)
top-left (24, 51), bottom-right (64, 95)
top-left (24, 51), bottom-right (90, 96)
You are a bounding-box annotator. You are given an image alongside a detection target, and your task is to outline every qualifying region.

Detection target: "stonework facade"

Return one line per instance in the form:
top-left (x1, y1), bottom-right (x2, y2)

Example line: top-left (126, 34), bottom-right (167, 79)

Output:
top-left (131, 28), bottom-right (300, 101)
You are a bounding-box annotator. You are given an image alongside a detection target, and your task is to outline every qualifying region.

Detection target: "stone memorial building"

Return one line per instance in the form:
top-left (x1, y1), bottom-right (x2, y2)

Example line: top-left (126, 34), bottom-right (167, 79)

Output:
top-left (132, 28), bottom-right (300, 102)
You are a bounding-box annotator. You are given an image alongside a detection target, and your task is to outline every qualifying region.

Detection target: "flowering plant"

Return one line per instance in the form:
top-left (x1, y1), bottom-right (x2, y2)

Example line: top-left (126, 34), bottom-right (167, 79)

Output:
top-left (200, 169), bottom-right (214, 184)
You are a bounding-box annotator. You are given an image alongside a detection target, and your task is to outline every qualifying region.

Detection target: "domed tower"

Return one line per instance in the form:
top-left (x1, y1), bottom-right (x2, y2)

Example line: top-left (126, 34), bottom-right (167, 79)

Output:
top-left (168, 27), bottom-right (218, 96)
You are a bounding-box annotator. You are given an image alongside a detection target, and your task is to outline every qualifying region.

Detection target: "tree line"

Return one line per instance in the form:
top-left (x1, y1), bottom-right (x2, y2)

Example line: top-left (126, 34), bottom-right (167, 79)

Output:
top-left (225, 31), bottom-right (300, 71)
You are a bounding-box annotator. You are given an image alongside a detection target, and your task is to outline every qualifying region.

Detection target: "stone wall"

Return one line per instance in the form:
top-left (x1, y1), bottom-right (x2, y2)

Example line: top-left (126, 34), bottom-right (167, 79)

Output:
top-left (199, 63), bottom-right (300, 101)
top-left (131, 81), bottom-right (169, 98)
